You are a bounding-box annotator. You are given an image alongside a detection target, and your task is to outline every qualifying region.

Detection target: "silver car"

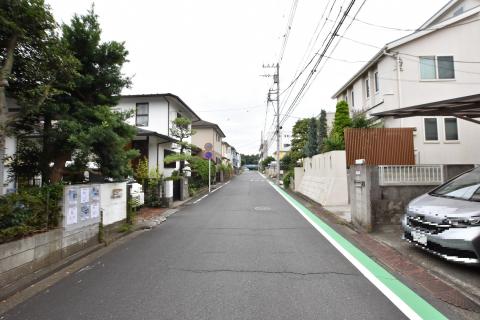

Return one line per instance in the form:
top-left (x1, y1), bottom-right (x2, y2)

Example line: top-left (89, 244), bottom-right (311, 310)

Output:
top-left (402, 167), bottom-right (480, 264)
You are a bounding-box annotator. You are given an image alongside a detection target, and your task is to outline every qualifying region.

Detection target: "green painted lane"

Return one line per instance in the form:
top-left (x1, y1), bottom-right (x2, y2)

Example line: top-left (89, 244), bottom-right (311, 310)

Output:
top-left (269, 181), bottom-right (447, 320)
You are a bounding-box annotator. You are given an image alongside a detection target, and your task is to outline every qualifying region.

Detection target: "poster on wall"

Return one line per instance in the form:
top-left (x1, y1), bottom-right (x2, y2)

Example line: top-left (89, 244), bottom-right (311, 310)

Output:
top-left (80, 187), bottom-right (90, 203)
top-left (67, 189), bottom-right (78, 205)
top-left (66, 207), bottom-right (78, 225)
top-left (91, 203), bottom-right (100, 219)
top-left (80, 204), bottom-right (90, 221)
top-left (91, 186), bottom-right (100, 201)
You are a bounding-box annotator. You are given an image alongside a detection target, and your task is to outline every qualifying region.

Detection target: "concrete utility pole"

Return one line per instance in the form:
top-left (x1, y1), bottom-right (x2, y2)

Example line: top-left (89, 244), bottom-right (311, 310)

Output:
top-left (262, 63), bottom-right (281, 185)
top-left (274, 63), bottom-right (280, 185)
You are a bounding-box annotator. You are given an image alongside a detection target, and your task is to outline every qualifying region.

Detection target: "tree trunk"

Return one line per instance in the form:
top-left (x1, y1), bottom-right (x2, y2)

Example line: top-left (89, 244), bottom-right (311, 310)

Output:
top-left (0, 33), bottom-right (19, 194)
top-left (49, 153), bottom-right (70, 183)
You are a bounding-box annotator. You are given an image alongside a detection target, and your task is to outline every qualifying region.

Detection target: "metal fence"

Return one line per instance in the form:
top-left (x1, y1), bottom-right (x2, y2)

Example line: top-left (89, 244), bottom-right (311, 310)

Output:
top-left (344, 128), bottom-right (415, 166)
top-left (378, 165), bottom-right (444, 186)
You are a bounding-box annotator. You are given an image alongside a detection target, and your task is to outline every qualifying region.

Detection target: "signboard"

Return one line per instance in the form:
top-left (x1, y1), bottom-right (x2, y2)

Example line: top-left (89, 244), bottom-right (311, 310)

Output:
top-left (204, 142), bottom-right (213, 151)
top-left (204, 151), bottom-right (213, 160)
top-left (63, 184), bottom-right (101, 230)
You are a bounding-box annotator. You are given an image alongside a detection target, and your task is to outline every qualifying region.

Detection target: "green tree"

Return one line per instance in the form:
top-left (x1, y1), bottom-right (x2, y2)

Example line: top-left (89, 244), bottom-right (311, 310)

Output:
top-left (261, 156), bottom-right (275, 169)
top-left (331, 100), bottom-right (352, 143)
top-left (241, 154), bottom-right (260, 165)
top-left (351, 111), bottom-right (381, 128)
top-left (164, 117), bottom-right (196, 176)
top-left (317, 109), bottom-right (328, 153)
top-left (304, 117), bottom-right (318, 158)
top-left (0, 0), bottom-right (56, 188)
top-left (7, 7), bottom-right (137, 183)
top-left (291, 118), bottom-right (309, 160)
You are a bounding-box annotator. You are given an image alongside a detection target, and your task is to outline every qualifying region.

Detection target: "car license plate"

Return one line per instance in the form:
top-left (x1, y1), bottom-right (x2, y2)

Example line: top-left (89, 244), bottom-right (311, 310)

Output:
top-left (411, 230), bottom-right (427, 246)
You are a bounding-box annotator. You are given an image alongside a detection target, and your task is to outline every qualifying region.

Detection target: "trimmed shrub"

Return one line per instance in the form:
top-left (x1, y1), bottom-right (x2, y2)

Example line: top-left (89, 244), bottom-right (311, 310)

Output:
top-left (0, 184), bottom-right (63, 243)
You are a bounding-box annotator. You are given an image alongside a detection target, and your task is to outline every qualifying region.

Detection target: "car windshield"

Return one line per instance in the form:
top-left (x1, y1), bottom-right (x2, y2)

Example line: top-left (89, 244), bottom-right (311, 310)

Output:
top-left (430, 168), bottom-right (480, 202)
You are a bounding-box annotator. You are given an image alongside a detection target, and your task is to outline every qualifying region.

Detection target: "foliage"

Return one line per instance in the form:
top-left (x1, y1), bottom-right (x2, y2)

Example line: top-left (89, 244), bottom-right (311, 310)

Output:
top-left (189, 156), bottom-right (216, 188)
top-left (304, 117), bottom-right (318, 158)
top-left (291, 118), bottom-right (309, 160)
top-left (6, 139), bottom-right (42, 183)
top-left (134, 157), bottom-right (149, 184)
top-left (0, 0), bottom-right (57, 129)
top-left (317, 109), bottom-right (328, 153)
top-left (241, 154), bottom-right (259, 165)
top-left (322, 132), bottom-right (345, 152)
top-left (280, 152), bottom-right (296, 171)
top-left (144, 169), bottom-right (162, 207)
top-left (6, 7), bottom-right (137, 184)
top-left (126, 199), bottom-right (137, 225)
top-left (0, 184), bottom-right (63, 243)
top-left (351, 112), bottom-right (381, 128)
top-left (331, 100), bottom-right (352, 143)
top-left (167, 117), bottom-right (195, 176)
top-left (261, 156), bottom-right (275, 169)
top-left (283, 170), bottom-right (294, 189)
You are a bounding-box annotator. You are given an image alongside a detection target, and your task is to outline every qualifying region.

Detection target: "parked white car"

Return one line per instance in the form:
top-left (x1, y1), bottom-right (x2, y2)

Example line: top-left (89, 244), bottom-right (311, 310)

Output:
top-left (402, 167), bottom-right (480, 264)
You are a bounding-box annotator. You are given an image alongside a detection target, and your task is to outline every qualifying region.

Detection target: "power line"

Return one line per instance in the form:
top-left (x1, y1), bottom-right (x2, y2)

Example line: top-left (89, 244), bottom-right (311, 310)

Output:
top-left (279, 0), bottom-right (361, 129)
top-left (337, 34), bottom-right (480, 75)
top-left (290, 0), bottom-right (368, 115)
top-left (281, 0), bottom-right (338, 98)
top-left (197, 105), bottom-right (265, 112)
top-left (279, 1), bottom-right (341, 101)
top-left (278, 0), bottom-right (300, 63)
top-left (348, 14), bottom-right (480, 33)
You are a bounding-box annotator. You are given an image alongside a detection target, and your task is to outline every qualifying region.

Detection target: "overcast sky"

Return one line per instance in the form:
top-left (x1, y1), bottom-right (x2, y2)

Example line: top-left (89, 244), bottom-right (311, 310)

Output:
top-left (46, 0), bottom-right (450, 155)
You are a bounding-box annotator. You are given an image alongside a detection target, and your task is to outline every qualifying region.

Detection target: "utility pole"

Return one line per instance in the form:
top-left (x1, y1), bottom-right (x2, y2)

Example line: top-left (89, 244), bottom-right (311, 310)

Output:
top-left (274, 63), bottom-right (280, 185)
top-left (262, 63), bottom-right (281, 185)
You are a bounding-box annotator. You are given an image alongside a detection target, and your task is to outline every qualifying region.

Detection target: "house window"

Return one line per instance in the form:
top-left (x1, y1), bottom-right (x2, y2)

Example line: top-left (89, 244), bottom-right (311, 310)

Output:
top-left (283, 143), bottom-right (291, 148)
top-left (177, 112), bottom-right (182, 118)
top-left (136, 103), bottom-right (149, 126)
top-left (164, 149), bottom-right (177, 168)
top-left (374, 71), bottom-right (379, 93)
top-left (351, 91), bottom-right (355, 107)
top-left (420, 56), bottom-right (455, 80)
top-left (444, 118), bottom-right (459, 141)
top-left (438, 56), bottom-right (455, 79)
top-left (365, 78), bottom-right (370, 98)
top-left (424, 118), bottom-right (439, 141)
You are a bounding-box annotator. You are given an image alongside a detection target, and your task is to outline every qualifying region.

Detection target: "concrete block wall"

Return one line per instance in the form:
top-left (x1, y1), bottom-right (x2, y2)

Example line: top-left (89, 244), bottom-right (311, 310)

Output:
top-left (348, 164), bottom-right (475, 231)
top-left (295, 151), bottom-right (349, 206)
top-left (0, 225), bottom-right (98, 297)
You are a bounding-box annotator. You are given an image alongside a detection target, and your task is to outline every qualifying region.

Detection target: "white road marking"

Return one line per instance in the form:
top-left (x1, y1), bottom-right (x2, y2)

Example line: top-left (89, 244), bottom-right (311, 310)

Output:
top-left (192, 180), bottom-right (231, 204)
top-left (258, 170), bottom-right (433, 320)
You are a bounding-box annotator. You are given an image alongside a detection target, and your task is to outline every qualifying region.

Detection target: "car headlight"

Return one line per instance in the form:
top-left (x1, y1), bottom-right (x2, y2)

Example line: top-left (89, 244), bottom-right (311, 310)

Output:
top-left (446, 216), bottom-right (480, 227)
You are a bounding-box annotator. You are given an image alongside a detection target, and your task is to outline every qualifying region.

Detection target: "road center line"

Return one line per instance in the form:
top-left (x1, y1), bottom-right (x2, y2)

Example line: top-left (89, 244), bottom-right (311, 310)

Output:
top-left (260, 172), bottom-right (447, 320)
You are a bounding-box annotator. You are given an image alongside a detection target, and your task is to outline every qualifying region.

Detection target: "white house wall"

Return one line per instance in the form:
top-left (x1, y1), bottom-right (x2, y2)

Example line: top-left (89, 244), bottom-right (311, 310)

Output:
top-left (338, 12), bottom-right (480, 165)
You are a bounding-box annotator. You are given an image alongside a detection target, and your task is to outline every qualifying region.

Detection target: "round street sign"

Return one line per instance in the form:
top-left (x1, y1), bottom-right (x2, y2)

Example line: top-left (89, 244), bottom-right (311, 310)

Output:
top-left (204, 143), bottom-right (213, 151)
top-left (204, 151), bottom-right (213, 160)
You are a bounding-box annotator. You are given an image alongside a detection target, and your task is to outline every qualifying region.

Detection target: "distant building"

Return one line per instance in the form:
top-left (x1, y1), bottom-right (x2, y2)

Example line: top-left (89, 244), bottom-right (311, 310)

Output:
top-left (192, 120), bottom-right (226, 164)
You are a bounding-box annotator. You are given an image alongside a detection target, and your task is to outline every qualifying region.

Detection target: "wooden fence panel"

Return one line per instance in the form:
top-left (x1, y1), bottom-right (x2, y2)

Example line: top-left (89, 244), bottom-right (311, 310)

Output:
top-left (344, 128), bottom-right (415, 166)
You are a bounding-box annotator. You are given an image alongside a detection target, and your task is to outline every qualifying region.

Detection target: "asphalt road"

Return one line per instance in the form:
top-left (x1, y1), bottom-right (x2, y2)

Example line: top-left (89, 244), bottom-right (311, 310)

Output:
top-left (3, 171), bottom-right (407, 320)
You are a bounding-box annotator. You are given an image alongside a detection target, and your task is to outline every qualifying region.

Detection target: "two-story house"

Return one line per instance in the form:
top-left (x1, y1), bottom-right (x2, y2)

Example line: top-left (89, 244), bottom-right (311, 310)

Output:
top-left (332, 0), bottom-right (480, 164)
top-left (115, 93), bottom-right (200, 177)
top-left (191, 120), bottom-right (226, 164)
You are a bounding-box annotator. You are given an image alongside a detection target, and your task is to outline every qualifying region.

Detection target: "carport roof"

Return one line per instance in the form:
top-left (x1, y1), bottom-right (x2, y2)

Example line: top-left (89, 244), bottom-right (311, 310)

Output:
top-left (372, 94), bottom-right (480, 124)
